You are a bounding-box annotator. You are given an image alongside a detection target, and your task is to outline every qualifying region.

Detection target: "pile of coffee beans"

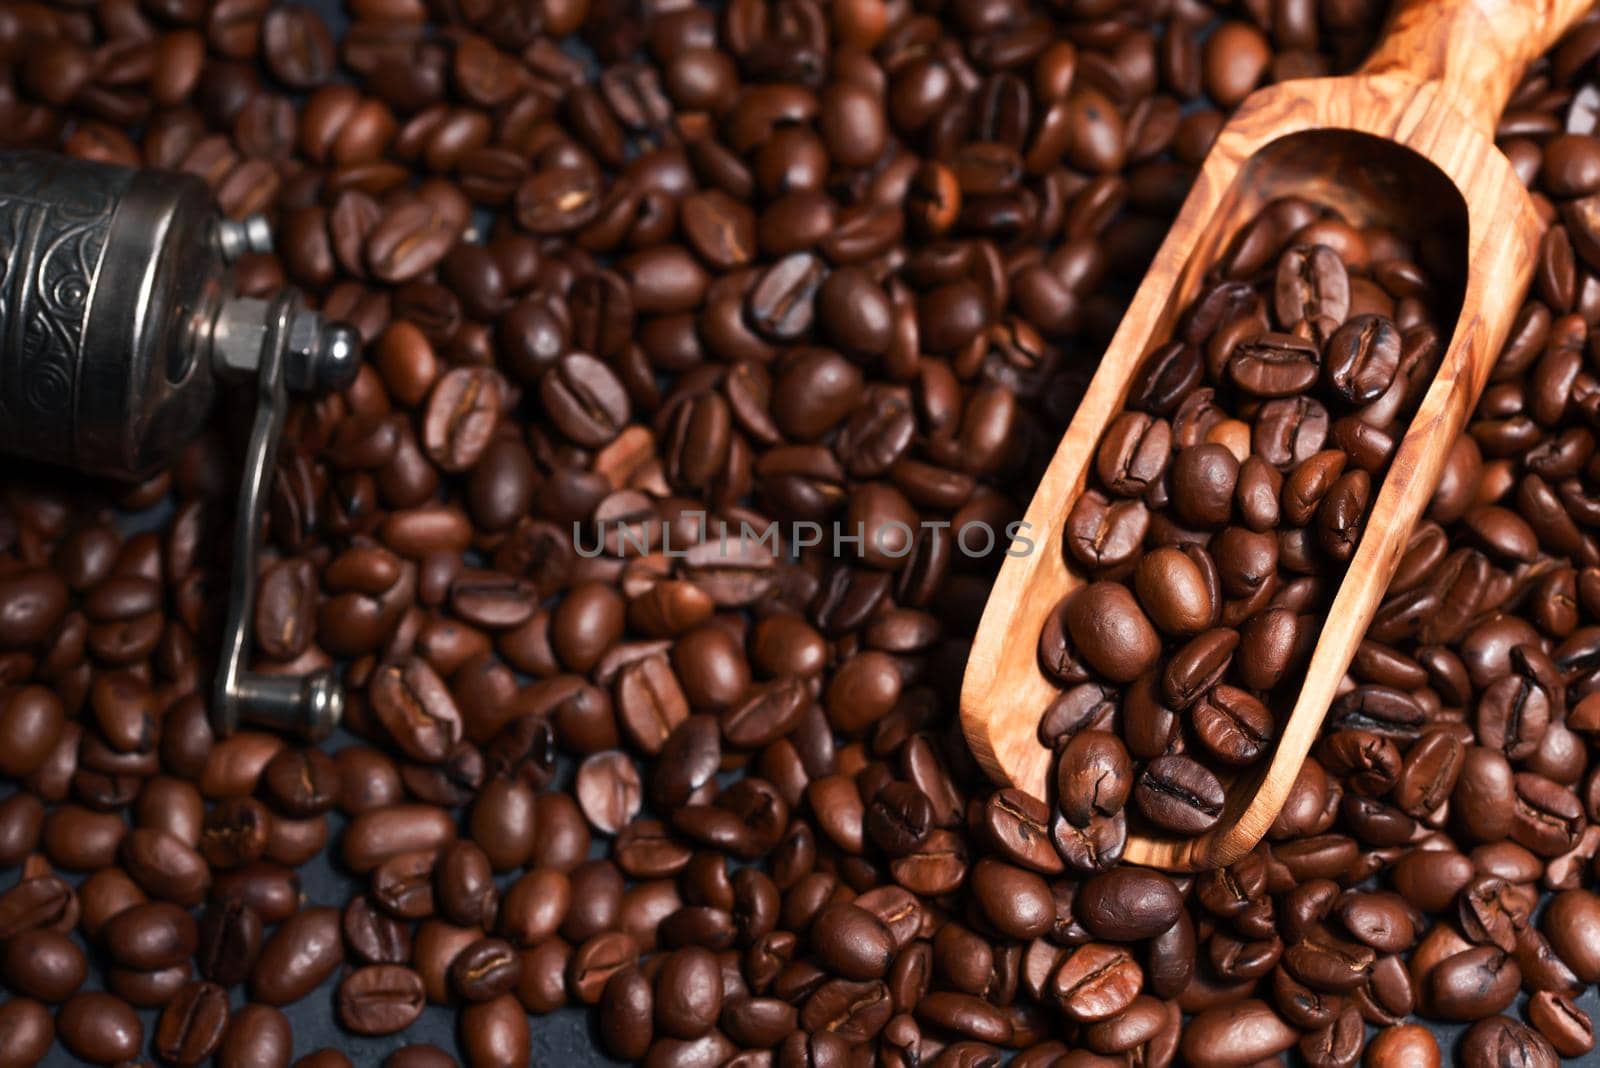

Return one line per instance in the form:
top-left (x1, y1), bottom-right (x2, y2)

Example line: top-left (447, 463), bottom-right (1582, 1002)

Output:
top-left (2, 0), bottom-right (1600, 1066)
top-left (1039, 197), bottom-right (1458, 844)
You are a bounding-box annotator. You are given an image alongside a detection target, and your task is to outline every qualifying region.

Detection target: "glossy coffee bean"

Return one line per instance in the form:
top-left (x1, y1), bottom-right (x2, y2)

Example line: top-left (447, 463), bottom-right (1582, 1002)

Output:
top-left (154, 981), bottom-right (230, 1066)
top-left (57, 992), bottom-right (142, 1065)
top-left (1060, 583), bottom-right (1160, 683)
top-left (1134, 755), bottom-right (1225, 833)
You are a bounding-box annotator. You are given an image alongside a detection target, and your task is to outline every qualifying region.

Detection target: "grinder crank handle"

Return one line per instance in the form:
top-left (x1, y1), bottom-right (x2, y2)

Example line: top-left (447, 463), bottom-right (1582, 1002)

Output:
top-left (210, 287), bottom-right (360, 741)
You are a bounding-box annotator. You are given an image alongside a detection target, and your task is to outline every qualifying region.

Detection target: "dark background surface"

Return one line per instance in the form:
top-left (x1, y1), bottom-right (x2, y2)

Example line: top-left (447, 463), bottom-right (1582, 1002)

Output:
top-left (14, 0), bottom-right (1600, 1063)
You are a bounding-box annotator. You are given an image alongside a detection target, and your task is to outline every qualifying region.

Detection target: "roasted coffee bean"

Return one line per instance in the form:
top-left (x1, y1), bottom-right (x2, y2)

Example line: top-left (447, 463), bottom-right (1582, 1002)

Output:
top-left (1134, 755), bottom-right (1225, 833)
top-left (1056, 729), bottom-right (1132, 826)
top-left (1298, 1004), bottom-right (1364, 1068)
top-left (1129, 342), bottom-right (1203, 415)
top-left (261, 747), bottom-right (341, 818)
top-left (748, 252), bottom-right (825, 341)
top-left (153, 980), bottom-right (229, 1066)
top-left (971, 858), bottom-right (1053, 940)
top-left (423, 368), bottom-right (506, 473)
top-left (1134, 547), bottom-right (1214, 636)
top-left (262, 6), bottom-right (334, 89)
top-left (1512, 773), bottom-right (1584, 856)
top-left (1192, 685), bottom-right (1275, 765)
top-left (1229, 332), bottom-right (1321, 397)
top-left (1065, 492), bottom-right (1149, 570)
top-left (1170, 444), bottom-right (1241, 527)
top-left (652, 714), bottom-right (723, 807)
top-left (798, 976), bottom-right (893, 1042)
top-left (652, 945), bottom-right (722, 1039)
top-left (449, 938), bottom-right (523, 1003)
top-left (121, 828), bottom-right (210, 906)
top-left (865, 781), bottom-right (935, 857)
top-left (1039, 680), bottom-right (1116, 744)
top-left (542, 354), bottom-right (630, 448)
top-left (1181, 999), bottom-right (1297, 1066)
top-left (1096, 411), bottom-right (1171, 497)
top-left (218, 1003), bottom-right (293, 1068)
top-left (461, 993), bottom-right (531, 1067)
top-left (1458, 1016), bottom-right (1559, 1068)
top-left (369, 657), bottom-right (463, 764)
top-left (1163, 628), bottom-right (1238, 707)
top-left (1059, 583), bottom-right (1161, 683)
top-left (1074, 868), bottom-right (1182, 942)
top-left (1394, 729), bottom-right (1465, 816)
top-left (251, 906), bottom-right (343, 1005)
top-left (1276, 245), bottom-right (1350, 326)
top-left (575, 749), bottom-right (643, 834)
top-left (103, 900), bottom-right (196, 972)
top-left (57, 991), bottom-right (143, 1065)
top-left (1427, 946), bottom-right (1521, 1020)
top-left (809, 902), bottom-right (893, 980)
top-left (0, 928), bottom-right (87, 1002)
top-left (343, 892), bottom-right (410, 964)
top-left (915, 990), bottom-right (1012, 1044)
top-left (1325, 315), bottom-right (1401, 403)
top-left (1541, 889), bottom-right (1600, 981)
top-left (1050, 942), bottom-right (1143, 1022)
top-left (891, 829), bottom-right (971, 895)
top-left (200, 797), bottom-right (272, 868)
top-left (981, 788), bottom-right (1061, 874)
top-left (1527, 990), bottom-right (1594, 1057)
top-left (1367, 1024), bottom-right (1440, 1068)
top-left (338, 965), bottom-right (427, 1035)
top-left (198, 898), bottom-right (263, 985)
top-left (1477, 675), bottom-right (1551, 760)
top-left (0, 996), bottom-right (53, 1067)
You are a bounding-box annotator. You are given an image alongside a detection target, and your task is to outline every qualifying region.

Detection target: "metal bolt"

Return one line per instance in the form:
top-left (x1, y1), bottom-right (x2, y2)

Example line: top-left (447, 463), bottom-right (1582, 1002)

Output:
top-left (286, 311), bottom-right (362, 394)
top-left (215, 214), bottom-right (274, 263)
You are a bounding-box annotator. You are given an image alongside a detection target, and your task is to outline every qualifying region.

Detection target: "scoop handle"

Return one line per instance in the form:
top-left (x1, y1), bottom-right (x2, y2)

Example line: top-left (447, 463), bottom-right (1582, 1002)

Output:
top-left (1360, 0), bottom-right (1591, 133)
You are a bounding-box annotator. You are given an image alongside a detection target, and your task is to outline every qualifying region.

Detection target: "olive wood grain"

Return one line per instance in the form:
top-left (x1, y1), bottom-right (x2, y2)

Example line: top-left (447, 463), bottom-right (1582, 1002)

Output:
top-left (960, 0), bottom-right (1590, 872)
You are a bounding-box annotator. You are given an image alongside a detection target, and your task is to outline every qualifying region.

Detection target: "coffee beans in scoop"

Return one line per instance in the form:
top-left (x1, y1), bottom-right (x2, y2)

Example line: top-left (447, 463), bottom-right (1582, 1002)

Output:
top-left (1043, 200), bottom-right (1459, 848)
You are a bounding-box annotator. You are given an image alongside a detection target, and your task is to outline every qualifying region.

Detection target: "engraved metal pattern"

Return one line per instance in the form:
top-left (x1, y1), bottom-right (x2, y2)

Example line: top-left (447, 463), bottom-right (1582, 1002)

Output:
top-left (0, 152), bottom-right (127, 469)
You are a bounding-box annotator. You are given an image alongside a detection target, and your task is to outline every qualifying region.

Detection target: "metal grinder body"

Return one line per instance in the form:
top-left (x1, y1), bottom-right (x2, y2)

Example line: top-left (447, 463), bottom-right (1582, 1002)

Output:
top-left (0, 150), bottom-right (359, 738)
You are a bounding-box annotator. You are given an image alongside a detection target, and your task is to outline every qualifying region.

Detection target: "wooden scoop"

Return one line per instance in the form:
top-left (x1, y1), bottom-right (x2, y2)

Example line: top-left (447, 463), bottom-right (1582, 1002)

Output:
top-left (960, 0), bottom-right (1592, 872)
